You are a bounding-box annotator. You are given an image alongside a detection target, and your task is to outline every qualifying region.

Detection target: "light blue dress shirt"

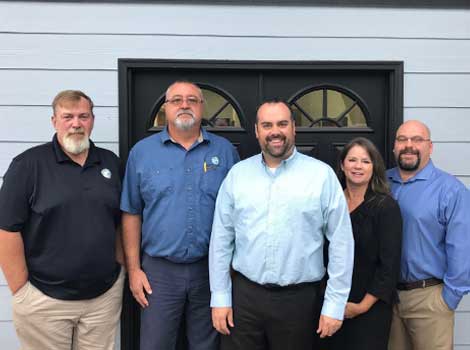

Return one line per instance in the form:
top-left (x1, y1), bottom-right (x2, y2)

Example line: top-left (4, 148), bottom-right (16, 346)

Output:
top-left (387, 160), bottom-right (470, 310)
top-left (209, 149), bottom-right (354, 320)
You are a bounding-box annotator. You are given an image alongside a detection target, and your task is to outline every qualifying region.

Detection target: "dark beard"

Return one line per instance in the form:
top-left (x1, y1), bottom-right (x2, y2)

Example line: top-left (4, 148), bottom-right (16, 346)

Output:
top-left (397, 149), bottom-right (420, 171)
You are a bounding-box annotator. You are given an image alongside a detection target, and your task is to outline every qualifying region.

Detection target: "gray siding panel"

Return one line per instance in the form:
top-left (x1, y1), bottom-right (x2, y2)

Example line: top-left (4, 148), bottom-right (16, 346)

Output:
top-left (1, 33), bottom-right (470, 73)
top-left (404, 108), bottom-right (470, 142)
top-left (1, 71), bottom-right (470, 108)
top-left (0, 106), bottom-right (118, 142)
top-left (456, 311), bottom-right (470, 345)
top-left (0, 321), bottom-right (20, 349)
top-left (0, 287), bottom-right (12, 321)
top-left (0, 70), bottom-right (117, 106)
top-left (429, 143), bottom-right (470, 176)
top-left (2, 3), bottom-right (470, 39)
top-left (405, 74), bottom-right (470, 108)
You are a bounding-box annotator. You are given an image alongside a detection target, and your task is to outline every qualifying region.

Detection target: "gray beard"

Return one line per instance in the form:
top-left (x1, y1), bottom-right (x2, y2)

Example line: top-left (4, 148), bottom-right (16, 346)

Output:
top-left (62, 134), bottom-right (90, 155)
top-left (174, 115), bottom-right (196, 131)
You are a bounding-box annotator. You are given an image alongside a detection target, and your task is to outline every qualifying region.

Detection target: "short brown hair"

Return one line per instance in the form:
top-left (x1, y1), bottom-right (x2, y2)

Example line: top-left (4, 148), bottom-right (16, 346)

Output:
top-left (52, 90), bottom-right (94, 116)
top-left (337, 137), bottom-right (390, 195)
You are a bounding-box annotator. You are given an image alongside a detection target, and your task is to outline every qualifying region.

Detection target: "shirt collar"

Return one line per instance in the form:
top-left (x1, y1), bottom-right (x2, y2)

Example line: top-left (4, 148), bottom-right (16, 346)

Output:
top-left (52, 133), bottom-right (99, 165)
top-left (161, 127), bottom-right (208, 145)
top-left (260, 147), bottom-right (298, 168)
top-left (388, 159), bottom-right (435, 183)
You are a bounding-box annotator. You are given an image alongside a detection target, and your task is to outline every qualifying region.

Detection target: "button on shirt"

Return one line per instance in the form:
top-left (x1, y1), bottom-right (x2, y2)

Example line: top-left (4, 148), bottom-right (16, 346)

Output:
top-left (387, 160), bottom-right (470, 309)
top-left (209, 149), bottom-right (354, 320)
top-left (121, 128), bottom-right (239, 263)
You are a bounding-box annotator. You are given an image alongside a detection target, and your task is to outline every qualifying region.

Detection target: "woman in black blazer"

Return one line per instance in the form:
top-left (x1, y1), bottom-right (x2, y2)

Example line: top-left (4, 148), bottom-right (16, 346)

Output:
top-left (328, 137), bottom-right (402, 350)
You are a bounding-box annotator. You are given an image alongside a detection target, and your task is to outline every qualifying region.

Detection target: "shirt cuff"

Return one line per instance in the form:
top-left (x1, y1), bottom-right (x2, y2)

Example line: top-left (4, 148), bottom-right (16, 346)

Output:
top-left (210, 291), bottom-right (232, 308)
top-left (320, 300), bottom-right (346, 321)
top-left (442, 284), bottom-right (461, 310)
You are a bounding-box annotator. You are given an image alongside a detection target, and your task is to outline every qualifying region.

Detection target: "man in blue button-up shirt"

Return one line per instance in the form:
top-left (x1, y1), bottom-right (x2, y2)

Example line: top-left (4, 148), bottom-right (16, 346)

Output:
top-left (387, 120), bottom-right (470, 350)
top-left (209, 99), bottom-right (354, 349)
top-left (121, 81), bottom-right (239, 350)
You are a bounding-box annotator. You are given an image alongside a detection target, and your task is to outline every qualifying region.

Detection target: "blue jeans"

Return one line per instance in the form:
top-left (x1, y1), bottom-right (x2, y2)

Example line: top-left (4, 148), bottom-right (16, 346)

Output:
top-left (140, 254), bottom-right (218, 350)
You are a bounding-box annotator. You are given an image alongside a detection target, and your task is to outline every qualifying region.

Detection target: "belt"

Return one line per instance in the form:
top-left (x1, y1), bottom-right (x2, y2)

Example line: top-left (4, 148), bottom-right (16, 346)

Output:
top-left (397, 278), bottom-right (443, 291)
top-left (236, 271), bottom-right (320, 291)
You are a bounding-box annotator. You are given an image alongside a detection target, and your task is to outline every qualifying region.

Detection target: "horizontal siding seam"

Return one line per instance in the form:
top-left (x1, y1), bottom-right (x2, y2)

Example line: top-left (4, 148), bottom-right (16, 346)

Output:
top-left (1, 31), bottom-right (470, 41)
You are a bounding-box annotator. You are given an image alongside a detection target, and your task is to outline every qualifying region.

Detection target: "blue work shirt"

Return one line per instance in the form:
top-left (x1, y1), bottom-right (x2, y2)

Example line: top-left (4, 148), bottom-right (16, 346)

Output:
top-left (209, 149), bottom-right (354, 320)
top-left (121, 128), bottom-right (239, 263)
top-left (387, 160), bottom-right (470, 309)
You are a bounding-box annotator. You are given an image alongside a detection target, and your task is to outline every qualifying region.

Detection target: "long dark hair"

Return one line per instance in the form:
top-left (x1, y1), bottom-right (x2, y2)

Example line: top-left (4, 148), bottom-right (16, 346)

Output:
top-left (337, 137), bottom-right (390, 195)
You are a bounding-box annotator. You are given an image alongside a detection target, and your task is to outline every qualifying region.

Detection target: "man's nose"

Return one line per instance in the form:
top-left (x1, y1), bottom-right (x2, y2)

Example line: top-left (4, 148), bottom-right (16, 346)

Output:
top-left (71, 116), bottom-right (81, 128)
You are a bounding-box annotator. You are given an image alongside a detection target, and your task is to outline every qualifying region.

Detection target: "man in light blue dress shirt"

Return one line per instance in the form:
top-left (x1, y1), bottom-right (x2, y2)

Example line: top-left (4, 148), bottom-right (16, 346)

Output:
top-left (387, 120), bottom-right (470, 350)
top-left (209, 99), bottom-right (354, 349)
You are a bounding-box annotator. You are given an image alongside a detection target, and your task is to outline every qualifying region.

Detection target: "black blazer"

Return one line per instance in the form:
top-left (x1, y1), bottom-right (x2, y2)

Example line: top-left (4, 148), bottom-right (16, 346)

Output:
top-left (348, 189), bottom-right (402, 305)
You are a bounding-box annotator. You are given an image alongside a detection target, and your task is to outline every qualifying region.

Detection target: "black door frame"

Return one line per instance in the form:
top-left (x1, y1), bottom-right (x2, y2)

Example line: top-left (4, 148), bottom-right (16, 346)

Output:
top-left (118, 59), bottom-right (403, 350)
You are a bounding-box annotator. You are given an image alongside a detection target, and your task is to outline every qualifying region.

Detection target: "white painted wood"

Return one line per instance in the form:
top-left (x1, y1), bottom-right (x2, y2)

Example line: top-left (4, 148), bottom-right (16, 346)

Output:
top-left (0, 106), bottom-right (118, 142)
top-left (1, 33), bottom-right (470, 73)
top-left (1, 3), bottom-right (470, 39)
top-left (0, 70), bottom-right (117, 106)
top-left (432, 143), bottom-right (470, 176)
top-left (0, 321), bottom-right (19, 349)
top-left (0, 142), bottom-right (119, 176)
top-left (0, 287), bottom-right (12, 321)
top-left (2, 71), bottom-right (470, 109)
top-left (405, 108), bottom-right (470, 142)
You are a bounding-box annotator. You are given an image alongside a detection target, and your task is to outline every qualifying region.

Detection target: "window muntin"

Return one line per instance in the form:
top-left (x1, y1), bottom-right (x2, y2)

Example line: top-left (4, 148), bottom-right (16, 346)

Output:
top-left (290, 87), bottom-right (368, 128)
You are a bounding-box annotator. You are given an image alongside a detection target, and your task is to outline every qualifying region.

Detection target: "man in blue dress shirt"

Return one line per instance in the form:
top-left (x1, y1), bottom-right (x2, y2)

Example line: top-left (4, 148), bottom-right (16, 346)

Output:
top-left (121, 81), bottom-right (239, 350)
top-left (387, 120), bottom-right (470, 350)
top-left (209, 99), bottom-right (354, 349)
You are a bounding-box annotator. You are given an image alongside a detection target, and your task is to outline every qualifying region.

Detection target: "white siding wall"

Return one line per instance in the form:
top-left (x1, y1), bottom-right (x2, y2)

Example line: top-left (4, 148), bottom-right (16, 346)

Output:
top-left (0, 2), bottom-right (469, 348)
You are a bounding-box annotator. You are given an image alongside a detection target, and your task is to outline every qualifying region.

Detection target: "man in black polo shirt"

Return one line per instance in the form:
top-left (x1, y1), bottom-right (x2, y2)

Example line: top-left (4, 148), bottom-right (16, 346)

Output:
top-left (0, 90), bottom-right (124, 350)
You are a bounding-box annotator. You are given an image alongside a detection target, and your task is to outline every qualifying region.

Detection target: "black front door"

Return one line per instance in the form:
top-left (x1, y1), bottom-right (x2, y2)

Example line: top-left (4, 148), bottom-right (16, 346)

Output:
top-left (118, 59), bottom-right (403, 350)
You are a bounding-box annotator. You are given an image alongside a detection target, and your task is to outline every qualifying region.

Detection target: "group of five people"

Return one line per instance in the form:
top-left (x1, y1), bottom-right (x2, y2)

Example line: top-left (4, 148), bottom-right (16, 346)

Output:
top-left (0, 80), bottom-right (468, 350)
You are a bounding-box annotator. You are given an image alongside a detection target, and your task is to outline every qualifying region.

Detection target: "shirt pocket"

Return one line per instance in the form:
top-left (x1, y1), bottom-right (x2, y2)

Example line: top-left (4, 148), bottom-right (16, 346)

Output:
top-left (141, 168), bottom-right (175, 203)
top-left (200, 164), bottom-right (228, 201)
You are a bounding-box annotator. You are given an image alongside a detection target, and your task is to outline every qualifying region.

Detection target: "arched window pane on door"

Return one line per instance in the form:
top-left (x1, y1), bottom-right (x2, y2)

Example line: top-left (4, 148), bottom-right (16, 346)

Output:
top-left (290, 86), bottom-right (369, 128)
top-left (153, 86), bottom-right (242, 128)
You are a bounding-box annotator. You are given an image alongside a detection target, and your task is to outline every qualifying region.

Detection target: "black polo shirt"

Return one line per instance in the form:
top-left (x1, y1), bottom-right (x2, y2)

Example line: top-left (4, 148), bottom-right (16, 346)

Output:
top-left (0, 134), bottom-right (121, 300)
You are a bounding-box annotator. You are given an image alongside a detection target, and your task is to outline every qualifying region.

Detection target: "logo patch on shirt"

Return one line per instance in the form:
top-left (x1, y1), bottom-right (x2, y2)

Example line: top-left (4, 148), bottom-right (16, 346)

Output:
top-left (101, 168), bottom-right (112, 179)
top-left (211, 156), bottom-right (219, 166)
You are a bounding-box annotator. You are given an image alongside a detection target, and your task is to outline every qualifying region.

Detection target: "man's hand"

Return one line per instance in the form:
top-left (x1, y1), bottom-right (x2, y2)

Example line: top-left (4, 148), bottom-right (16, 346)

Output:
top-left (128, 268), bottom-right (152, 308)
top-left (317, 315), bottom-right (343, 338)
top-left (344, 302), bottom-right (365, 319)
top-left (212, 307), bottom-right (234, 335)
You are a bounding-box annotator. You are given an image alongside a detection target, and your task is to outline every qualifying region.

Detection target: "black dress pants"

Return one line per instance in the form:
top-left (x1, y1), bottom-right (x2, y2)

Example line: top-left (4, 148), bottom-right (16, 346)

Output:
top-left (221, 272), bottom-right (320, 350)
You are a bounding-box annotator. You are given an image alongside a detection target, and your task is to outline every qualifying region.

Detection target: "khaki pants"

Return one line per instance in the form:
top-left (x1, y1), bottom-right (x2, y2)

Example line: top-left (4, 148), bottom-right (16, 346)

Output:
top-left (12, 268), bottom-right (125, 350)
top-left (388, 284), bottom-right (454, 350)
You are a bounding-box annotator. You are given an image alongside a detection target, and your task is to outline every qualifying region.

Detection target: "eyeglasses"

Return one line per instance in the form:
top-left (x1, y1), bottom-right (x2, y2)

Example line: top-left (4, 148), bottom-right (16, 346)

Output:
top-left (395, 136), bottom-right (430, 144)
top-left (165, 96), bottom-right (203, 107)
